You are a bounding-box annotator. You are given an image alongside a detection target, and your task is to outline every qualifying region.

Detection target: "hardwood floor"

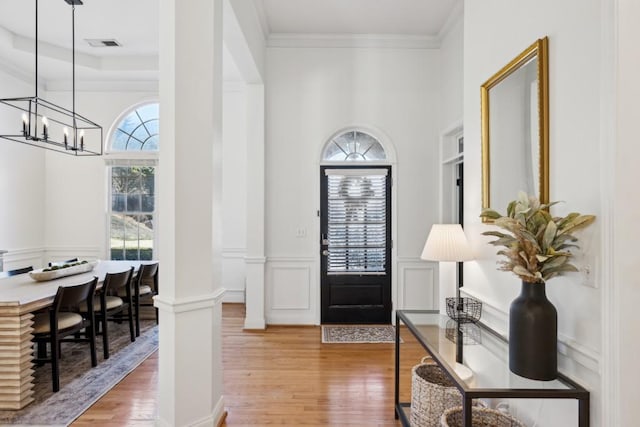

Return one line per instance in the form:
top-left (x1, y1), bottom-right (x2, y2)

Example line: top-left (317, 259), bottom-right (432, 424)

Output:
top-left (73, 304), bottom-right (427, 426)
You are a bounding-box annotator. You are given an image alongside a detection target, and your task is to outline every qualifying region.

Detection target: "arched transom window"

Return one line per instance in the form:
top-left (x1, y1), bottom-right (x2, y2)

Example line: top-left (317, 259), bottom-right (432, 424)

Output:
top-left (322, 130), bottom-right (387, 162)
top-left (110, 103), bottom-right (159, 151)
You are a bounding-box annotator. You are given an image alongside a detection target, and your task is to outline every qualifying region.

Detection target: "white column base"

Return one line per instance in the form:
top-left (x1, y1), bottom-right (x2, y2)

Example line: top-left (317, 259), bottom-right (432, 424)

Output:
top-left (154, 290), bottom-right (225, 426)
top-left (156, 396), bottom-right (225, 427)
top-left (244, 257), bottom-right (266, 329)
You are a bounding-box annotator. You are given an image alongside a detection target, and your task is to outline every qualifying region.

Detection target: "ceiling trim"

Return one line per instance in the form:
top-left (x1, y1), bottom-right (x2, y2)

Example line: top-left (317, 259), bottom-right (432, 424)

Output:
top-left (45, 79), bottom-right (158, 93)
top-left (267, 33), bottom-right (440, 49)
top-left (251, 0), bottom-right (271, 39)
top-left (437, 0), bottom-right (464, 42)
top-left (11, 30), bottom-right (158, 72)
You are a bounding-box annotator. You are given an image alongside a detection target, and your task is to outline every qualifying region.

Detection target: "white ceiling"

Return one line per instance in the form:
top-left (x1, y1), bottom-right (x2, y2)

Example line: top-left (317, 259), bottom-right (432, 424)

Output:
top-left (0, 0), bottom-right (460, 86)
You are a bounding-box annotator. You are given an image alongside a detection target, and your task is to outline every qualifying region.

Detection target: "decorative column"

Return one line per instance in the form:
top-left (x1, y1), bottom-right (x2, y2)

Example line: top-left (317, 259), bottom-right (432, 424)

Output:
top-left (244, 84), bottom-right (266, 329)
top-left (156, 0), bottom-right (225, 425)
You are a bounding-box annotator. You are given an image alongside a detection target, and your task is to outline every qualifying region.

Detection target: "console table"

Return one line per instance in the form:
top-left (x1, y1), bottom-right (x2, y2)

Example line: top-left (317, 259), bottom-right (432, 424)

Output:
top-left (395, 310), bottom-right (590, 427)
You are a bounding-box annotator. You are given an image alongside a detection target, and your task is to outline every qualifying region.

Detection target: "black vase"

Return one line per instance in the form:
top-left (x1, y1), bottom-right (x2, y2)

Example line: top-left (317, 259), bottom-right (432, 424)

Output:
top-left (509, 281), bottom-right (558, 380)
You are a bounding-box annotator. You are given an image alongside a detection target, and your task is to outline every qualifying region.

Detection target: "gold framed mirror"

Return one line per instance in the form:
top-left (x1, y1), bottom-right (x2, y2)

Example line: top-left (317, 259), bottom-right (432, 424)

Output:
top-left (481, 37), bottom-right (549, 219)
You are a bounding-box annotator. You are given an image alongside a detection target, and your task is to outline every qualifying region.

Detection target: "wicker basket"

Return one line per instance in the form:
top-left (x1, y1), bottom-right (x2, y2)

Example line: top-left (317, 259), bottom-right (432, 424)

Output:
top-left (440, 406), bottom-right (526, 427)
top-left (410, 358), bottom-right (462, 427)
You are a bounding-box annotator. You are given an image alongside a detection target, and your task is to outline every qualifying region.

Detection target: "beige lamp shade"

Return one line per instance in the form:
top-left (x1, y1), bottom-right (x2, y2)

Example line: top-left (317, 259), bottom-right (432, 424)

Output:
top-left (420, 224), bottom-right (474, 262)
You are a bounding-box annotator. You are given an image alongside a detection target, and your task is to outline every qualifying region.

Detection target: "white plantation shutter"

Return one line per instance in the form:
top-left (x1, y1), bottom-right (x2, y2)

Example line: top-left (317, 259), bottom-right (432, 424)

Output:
top-left (325, 170), bottom-right (388, 274)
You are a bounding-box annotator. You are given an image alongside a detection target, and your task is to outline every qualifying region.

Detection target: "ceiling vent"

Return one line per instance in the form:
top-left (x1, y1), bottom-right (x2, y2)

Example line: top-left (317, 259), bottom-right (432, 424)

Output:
top-left (85, 39), bottom-right (122, 47)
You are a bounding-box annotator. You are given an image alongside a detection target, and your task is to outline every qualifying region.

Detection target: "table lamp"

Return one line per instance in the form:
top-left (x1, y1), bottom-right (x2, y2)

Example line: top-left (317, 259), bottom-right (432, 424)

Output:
top-left (420, 223), bottom-right (475, 381)
top-left (421, 223), bottom-right (473, 299)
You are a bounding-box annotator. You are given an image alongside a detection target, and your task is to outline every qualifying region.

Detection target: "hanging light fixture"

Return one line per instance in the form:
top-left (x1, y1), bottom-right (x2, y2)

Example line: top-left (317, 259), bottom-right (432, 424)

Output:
top-left (0, 0), bottom-right (102, 156)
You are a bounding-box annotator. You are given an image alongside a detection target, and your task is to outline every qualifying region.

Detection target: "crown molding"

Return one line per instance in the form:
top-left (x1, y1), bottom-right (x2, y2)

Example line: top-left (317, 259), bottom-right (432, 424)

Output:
top-left (437, 0), bottom-right (464, 42)
top-left (252, 0), bottom-right (271, 40)
top-left (267, 33), bottom-right (440, 49)
top-left (45, 79), bottom-right (158, 93)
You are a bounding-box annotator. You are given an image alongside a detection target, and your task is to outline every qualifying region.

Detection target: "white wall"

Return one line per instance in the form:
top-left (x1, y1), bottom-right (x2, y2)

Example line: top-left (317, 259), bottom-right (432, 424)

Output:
top-left (615, 0), bottom-right (640, 425)
top-left (439, 15), bottom-right (464, 130)
top-left (265, 46), bottom-right (441, 324)
top-left (463, 0), bottom-right (603, 425)
top-left (0, 69), bottom-right (46, 270)
top-left (43, 90), bottom-right (157, 262)
top-left (222, 84), bottom-right (248, 302)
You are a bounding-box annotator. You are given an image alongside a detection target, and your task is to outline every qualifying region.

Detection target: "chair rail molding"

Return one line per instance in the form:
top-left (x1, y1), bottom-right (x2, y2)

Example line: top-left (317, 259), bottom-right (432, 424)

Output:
top-left (461, 288), bottom-right (600, 375)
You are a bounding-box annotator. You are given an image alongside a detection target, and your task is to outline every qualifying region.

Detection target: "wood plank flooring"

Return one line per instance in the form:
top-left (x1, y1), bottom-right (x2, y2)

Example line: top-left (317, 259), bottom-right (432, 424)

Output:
top-left (73, 304), bottom-right (428, 426)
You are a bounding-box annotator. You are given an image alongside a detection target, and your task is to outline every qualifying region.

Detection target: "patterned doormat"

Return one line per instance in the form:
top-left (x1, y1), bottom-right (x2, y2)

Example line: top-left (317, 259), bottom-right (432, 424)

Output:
top-left (321, 325), bottom-right (399, 343)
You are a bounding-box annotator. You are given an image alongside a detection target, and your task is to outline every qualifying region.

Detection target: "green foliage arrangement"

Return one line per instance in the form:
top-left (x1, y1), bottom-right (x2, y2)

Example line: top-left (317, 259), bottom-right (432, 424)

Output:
top-left (43, 260), bottom-right (88, 272)
top-left (480, 192), bottom-right (596, 284)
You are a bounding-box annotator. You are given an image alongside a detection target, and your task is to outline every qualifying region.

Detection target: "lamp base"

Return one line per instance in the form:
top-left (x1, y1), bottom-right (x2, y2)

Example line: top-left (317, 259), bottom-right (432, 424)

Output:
top-left (454, 363), bottom-right (474, 382)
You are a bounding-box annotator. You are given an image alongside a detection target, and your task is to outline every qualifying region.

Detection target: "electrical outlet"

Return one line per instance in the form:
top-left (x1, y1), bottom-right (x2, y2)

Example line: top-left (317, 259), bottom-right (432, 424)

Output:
top-left (295, 227), bottom-right (307, 238)
top-left (579, 260), bottom-right (598, 288)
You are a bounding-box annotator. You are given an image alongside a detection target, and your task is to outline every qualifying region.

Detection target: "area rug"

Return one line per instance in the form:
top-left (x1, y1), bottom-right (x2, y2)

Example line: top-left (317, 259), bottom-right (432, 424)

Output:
top-left (321, 325), bottom-right (399, 343)
top-left (0, 320), bottom-right (159, 426)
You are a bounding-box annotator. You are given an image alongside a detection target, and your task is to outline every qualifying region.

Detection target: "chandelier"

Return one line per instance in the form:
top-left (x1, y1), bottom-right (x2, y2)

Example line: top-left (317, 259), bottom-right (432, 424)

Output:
top-left (0, 0), bottom-right (102, 156)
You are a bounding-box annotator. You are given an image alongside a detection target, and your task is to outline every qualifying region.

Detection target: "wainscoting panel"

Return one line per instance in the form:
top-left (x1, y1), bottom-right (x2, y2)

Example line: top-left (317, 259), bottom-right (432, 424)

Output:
top-left (266, 257), bottom-right (317, 325)
top-left (461, 288), bottom-right (600, 376)
top-left (2, 248), bottom-right (46, 272)
top-left (222, 248), bottom-right (246, 303)
top-left (397, 259), bottom-right (436, 311)
top-left (45, 247), bottom-right (102, 265)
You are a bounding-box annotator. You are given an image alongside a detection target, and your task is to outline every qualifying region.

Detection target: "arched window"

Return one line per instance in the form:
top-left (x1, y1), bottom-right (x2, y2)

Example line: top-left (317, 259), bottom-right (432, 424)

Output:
top-left (107, 102), bottom-right (158, 260)
top-left (109, 103), bottom-right (159, 151)
top-left (322, 130), bottom-right (387, 162)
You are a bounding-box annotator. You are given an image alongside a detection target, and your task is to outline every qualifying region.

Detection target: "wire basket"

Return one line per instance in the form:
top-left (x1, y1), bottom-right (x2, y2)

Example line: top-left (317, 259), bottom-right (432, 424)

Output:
top-left (440, 406), bottom-right (526, 427)
top-left (445, 319), bottom-right (482, 345)
top-left (446, 297), bottom-right (482, 323)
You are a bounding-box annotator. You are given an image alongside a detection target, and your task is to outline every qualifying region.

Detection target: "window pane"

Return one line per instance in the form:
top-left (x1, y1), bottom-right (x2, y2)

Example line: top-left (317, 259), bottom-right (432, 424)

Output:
top-left (112, 193), bottom-right (125, 212)
top-left (132, 124), bottom-right (150, 144)
top-left (322, 131), bottom-right (386, 162)
top-left (141, 195), bottom-right (154, 212)
top-left (137, 103), bottom-right (159, 122)
top-left (126, 193), bottom-right (141, 212)
top-left (109, 103), bottom-right (159, 152)
top-left (109, 165), bottom-right (155, 261)
top-left (110, 214), bottom-right (125, 260)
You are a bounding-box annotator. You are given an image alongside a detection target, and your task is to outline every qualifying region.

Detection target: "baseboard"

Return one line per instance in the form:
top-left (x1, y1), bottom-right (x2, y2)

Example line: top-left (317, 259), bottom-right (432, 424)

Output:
top-left (244, 316), bottom-right (266, 330)
top-left (222, 289), bottom-right (245, 303)
top-left (156, 396), bottom-right (225, 427)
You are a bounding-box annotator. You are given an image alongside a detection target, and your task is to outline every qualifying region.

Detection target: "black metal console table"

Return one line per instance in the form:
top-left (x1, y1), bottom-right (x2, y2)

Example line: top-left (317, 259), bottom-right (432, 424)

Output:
top-left (395, 310), bottom-right (590, 427)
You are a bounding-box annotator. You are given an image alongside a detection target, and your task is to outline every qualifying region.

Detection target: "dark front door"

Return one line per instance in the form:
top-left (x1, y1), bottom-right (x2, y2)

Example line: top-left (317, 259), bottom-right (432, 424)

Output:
top-left (320, 166), bottom-right (392, 324)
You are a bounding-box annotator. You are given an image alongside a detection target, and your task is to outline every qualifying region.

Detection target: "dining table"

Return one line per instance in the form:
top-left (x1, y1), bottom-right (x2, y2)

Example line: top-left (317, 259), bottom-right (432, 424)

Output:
top-left (0, 260), bottom-right (147, 410)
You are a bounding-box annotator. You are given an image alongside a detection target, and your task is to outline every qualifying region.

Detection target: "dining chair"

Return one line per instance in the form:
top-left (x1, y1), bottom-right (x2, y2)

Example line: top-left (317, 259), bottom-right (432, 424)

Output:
top-left (0, 265), bottom-right (34, 278)
top-left (131, 262), bottom-right (159, 337)
top-left (32, 277), bottom-right (98, 392)
top-left (83, 267), bottom-right (135, 359)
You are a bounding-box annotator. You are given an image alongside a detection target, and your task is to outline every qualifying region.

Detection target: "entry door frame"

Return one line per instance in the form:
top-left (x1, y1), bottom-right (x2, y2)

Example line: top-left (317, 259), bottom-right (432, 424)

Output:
top-left (320, 165), bottom-right (393, 324)
top-left (315, 161), bottom-right (397, 325)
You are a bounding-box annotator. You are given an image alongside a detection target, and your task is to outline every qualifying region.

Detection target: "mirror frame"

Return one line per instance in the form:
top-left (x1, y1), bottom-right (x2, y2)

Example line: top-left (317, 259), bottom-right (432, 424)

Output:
top-left (481, 37), bottom-right (549, 219)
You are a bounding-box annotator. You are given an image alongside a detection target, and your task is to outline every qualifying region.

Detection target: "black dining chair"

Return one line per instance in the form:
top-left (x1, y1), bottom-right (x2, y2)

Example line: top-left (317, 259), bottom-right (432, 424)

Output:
top-left (32, 277), bottom-right (98, 392)
top-left (131, 262), bottom-right (159, 336)
top-left (83, 268), bottom-right (135, 359)
top-left (0, 265), bottom-right (34, 278)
